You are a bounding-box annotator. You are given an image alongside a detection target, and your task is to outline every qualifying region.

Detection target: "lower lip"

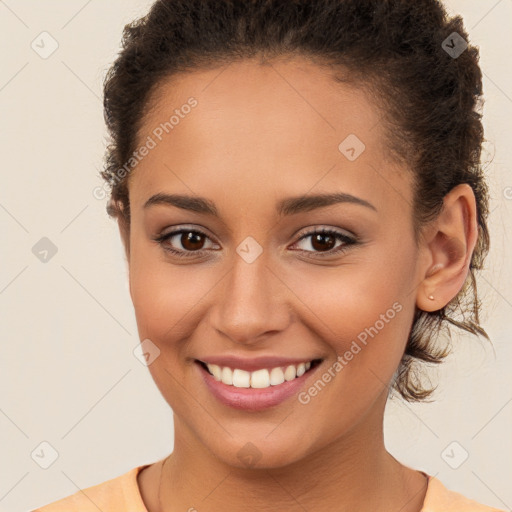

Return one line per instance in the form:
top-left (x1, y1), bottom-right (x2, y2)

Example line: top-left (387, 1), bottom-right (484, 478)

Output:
top-left (196, 361), bottom-right (321, 411)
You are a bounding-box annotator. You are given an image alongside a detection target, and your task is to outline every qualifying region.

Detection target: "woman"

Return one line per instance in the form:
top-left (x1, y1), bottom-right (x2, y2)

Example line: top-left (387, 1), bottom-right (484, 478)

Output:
top-left (34, 0), bottom-right (503, 510)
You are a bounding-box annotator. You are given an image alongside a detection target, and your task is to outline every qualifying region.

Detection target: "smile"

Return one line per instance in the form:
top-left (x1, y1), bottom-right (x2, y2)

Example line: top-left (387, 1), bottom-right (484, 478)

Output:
top-left (197, 359), bottom-right (323, 389)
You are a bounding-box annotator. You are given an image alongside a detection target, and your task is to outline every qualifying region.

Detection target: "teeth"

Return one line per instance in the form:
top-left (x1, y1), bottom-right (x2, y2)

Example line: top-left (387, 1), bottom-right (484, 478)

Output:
top-left (205, 361), bottom-right (315, 389)
top-left (232, 369), bottom-right (250, 388)
top-left (210, 364), bottom-right (222, 381)
top-left (251, 369), bottom-right (270, 388)
top-left (269, 367), bottom-right (285, 385)
top-left (284, 365), bottom-right (296, 381)
top-left (221, 366), bottom-right (233, 385)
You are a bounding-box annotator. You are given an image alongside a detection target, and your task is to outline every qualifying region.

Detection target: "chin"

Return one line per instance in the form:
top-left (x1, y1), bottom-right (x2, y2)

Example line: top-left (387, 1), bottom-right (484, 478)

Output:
top-left (205, 432), bottom-right (312, 470)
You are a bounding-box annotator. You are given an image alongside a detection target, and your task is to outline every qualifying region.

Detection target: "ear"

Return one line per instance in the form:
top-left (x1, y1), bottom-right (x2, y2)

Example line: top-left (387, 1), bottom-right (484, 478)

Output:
top-left (117, 213), bottom-right (130, 262)
top-left (109, 198), bottom-right (130, 262)
top-left (115, 206), bottom-right (132, 299)
top-left (416, 184), bottom-right (479, 312)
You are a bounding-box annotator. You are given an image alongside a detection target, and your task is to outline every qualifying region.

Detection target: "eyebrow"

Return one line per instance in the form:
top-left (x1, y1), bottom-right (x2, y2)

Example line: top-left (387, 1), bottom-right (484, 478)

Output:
top-left (143, 192), bottom-right (377, 216)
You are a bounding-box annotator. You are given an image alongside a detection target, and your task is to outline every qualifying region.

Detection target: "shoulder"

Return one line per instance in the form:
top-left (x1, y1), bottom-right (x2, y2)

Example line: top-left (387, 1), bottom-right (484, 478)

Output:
top-left (423, 475), bottom-right (506, 512)
top-left (31, 464), bottom-right (150, 512)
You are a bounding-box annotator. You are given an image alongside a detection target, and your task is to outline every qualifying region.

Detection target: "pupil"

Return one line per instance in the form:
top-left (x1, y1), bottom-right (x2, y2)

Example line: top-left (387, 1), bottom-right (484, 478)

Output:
top-left (312, 233), bottom-right (334, 252)
top-left (182, 232), bottom-right (203, 251)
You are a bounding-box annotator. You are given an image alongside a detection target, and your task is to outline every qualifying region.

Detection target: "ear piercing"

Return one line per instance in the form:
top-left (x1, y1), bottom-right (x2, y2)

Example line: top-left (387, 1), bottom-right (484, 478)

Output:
top-left (427, 264), bottom-right (442, 301)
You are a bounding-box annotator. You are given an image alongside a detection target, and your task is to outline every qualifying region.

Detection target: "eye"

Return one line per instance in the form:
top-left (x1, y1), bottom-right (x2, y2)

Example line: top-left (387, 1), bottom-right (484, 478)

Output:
top-left (153, 227), bottom-right (219, 258)
top-left (153, 226), bottom-right (357, 259)
top-left (291, 228), bottom-right (357, 258)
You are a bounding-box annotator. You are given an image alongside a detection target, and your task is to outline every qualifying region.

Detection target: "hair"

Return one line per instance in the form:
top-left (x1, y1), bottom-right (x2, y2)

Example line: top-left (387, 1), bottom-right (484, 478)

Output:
top-left (101, 0), bottom-right (491, 402)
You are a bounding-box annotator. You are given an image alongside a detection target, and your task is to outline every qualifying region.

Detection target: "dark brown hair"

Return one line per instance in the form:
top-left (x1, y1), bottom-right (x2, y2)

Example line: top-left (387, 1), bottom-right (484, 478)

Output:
top-left (101, 0), bottom-right (491, 402)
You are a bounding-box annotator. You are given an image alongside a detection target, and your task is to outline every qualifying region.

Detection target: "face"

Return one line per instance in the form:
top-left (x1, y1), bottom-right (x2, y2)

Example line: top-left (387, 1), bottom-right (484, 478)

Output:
top-left (124, 57), bottom-right (425, 469)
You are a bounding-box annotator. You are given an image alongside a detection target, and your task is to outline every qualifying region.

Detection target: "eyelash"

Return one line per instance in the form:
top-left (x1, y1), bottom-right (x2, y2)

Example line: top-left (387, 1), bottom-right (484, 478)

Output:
top-left (153, 227), bottom-right (357, 259)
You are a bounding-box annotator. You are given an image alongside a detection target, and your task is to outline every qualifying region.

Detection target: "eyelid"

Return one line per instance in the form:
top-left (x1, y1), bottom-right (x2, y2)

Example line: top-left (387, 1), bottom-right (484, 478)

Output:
top-left (154, 224), bottom-right (357, 258)
top-left (155, 225), bottom-right (219, 251)
top-left (294, 225), bottom-right (355, 241)
top-left (289, 227), bottom-right (357, 258)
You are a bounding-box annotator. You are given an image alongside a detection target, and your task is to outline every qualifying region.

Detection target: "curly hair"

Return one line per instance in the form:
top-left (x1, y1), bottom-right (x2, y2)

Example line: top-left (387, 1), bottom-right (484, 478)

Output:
top-left (101, 0), bottom-right (491, 402)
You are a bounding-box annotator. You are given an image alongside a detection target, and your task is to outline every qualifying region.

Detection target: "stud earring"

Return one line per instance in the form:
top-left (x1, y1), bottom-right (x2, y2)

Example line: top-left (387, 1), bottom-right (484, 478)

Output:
top-left (428, 295), bottom-right (435, 300)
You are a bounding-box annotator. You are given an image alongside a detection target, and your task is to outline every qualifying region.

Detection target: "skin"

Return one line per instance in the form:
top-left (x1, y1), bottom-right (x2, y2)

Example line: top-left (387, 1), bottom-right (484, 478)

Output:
top-left (117, 56), bottom-right (478, 512)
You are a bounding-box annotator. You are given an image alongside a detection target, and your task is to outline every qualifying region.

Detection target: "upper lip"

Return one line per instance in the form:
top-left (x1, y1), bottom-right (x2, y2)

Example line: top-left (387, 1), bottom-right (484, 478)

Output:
top-left (196, 355), bottom-right (322, 372)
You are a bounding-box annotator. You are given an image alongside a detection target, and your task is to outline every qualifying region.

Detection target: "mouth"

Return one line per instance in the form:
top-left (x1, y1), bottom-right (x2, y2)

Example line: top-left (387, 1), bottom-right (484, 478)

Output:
top-left (195, 358), bottom-right (323, 389)
top-left (195, 356), bottom-right (324, 411)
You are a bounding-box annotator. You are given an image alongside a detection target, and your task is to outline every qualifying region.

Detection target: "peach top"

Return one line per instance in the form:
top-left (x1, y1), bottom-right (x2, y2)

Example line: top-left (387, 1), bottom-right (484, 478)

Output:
top-left (32, 465), bottom-right (505, 512)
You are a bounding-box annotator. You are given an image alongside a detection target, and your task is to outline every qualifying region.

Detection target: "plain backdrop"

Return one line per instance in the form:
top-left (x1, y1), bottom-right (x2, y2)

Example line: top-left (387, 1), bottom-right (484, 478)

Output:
top-left (0, 1), bottom-right (511, 511)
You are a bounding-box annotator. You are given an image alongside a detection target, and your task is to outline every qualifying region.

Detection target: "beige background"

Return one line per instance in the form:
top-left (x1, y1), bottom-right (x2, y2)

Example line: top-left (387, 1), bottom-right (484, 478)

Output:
top-left (0, 1), bottom-right (510, 511)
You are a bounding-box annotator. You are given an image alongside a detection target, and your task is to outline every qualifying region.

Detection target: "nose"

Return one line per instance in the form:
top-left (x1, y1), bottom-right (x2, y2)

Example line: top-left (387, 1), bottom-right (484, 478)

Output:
top-left (208, 250), bottom-right (291, 346)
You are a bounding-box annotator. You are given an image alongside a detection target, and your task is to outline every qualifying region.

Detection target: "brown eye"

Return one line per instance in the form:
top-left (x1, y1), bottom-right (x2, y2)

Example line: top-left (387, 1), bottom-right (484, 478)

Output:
top-left (293, 228), bottom-right (356, 258)
top-left (310, 232), bottom-right (337, 252)
top-left (154, 227), bottom-right (219, 258)
top-left (180, 231), bottom-right (206, 251)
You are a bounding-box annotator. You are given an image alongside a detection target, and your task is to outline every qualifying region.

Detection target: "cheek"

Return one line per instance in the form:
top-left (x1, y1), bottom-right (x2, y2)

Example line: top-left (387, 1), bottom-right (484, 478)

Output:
top-left (284, 250), bottom-right (416, 368)
top-left (128, 245), bottom-right (215, 341)
top-left (129, 228), bottom-right (417, 364)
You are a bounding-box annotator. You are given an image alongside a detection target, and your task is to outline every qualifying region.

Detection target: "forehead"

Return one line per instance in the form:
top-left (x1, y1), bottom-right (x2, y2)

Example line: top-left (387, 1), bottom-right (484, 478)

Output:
top-left (130, 57), bottom-right (413, 220)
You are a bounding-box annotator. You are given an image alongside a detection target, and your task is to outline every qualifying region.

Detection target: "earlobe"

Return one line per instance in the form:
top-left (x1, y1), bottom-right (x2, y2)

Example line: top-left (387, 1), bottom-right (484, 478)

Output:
top-left (416, 184), bottom-right (478, 312)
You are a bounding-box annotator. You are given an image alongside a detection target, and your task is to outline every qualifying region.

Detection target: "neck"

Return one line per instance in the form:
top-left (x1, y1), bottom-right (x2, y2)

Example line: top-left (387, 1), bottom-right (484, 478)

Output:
top-left (158, 397), bottom-right (428, 512)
